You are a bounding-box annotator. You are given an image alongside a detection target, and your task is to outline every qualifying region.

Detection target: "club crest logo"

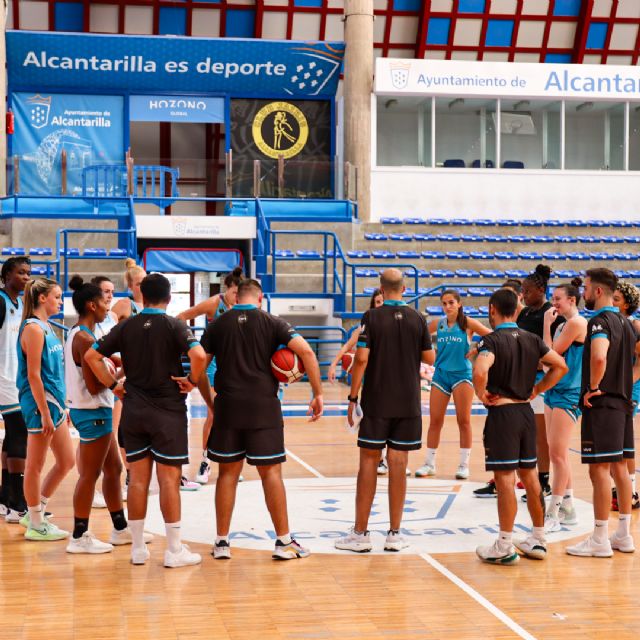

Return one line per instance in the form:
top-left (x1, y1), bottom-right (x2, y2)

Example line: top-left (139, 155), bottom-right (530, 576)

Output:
top-left (172, 217), bottom-right (187, 236)
top-left (252, 102), bottom-right (309, 160)
top-left (27, 94), bottom-right (51, 129)
top-left (390, 62), bottom-right (411, 90)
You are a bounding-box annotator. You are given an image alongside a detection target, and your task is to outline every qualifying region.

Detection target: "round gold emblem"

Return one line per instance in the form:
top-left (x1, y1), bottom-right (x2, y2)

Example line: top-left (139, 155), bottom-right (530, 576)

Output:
top-left (252, 102), bottom-right (309, 159)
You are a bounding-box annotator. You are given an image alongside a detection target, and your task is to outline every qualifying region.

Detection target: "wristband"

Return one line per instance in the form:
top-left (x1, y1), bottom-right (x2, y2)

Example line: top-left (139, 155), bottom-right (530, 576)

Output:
top-left (188, 375), bottom-right (197, 386)
top-left (589, 386), bottom-right (600, 393)
top-left (108, 380), bottom-right (118, 391)
top-left (347, 395), bottom-right (359, 403)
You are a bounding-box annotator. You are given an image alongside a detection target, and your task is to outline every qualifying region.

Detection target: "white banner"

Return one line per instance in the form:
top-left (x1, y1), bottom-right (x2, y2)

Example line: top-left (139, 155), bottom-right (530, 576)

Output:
top-left (376, 58), bottom-right (640, 101)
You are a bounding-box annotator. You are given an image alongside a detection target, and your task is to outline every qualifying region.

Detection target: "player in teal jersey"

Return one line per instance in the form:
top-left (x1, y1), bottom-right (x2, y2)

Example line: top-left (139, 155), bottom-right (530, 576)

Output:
top-left (542, 278), bottom-right (587, 533)
top-left (612, 280), bottom-right (640, 511)
top-left (19, 278), bottom-right (74, 541)
top-left (415, 290), bottom-right (490, 480)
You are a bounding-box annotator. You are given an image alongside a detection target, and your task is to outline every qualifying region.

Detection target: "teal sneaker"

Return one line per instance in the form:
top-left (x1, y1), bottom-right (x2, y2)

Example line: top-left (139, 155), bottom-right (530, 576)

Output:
top-left (25, 522), bottom-right (69, 541)
top-left (476, 541), bottom-right (519, 565)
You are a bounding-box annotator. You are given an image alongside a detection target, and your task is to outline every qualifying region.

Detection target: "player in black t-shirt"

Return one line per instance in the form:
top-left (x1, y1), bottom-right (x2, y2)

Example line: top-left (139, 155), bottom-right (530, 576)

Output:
top-left (566, 268), bottom-right (640, 558)
top-left (197, 278), bottom-right (323, 561)
top-left (335, 269), bottom-right (435, 553)
top-left (87, 274), bottom-right (207, 569)
top-left (473, 289), bottom-right (567, 565)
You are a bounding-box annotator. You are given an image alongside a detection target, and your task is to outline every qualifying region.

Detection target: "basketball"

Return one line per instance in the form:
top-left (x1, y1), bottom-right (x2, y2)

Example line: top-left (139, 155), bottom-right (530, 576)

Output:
top-left (341, 350), bottom-right (356, 374)
top-left (104, 357), bottom-right (117, 378)
top-left (271, 347), bottom-right (305, 383)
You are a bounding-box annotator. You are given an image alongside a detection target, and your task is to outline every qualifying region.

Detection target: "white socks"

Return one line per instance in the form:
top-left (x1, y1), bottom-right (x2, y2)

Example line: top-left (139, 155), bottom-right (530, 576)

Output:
top-left (593, 519), bottom-right (608, 544)
top-left (498, 530), bottom-right (512, 549)
top-left (617, 513), bottom-right (631, 538)
top-left (631, 474), bottom-right (637, 495)
top-left (562, 489), bottom-right (574, 510)
top-left (548, 495), bottom-right (563, 519)
top-left (129, 519), bottom-right (145, 551)
top-left (532, 526), bottom-right (545, 542)
top-left (277, 533), bottom-right (292, 545)
top-left (28, 505), bottom-right (43, 528)
top-left (165, 521), bottom-right (182, 553)
top-left (459, 448), bottom-right (471, 467)
top-left (425, 448), bottom-right (437, 467)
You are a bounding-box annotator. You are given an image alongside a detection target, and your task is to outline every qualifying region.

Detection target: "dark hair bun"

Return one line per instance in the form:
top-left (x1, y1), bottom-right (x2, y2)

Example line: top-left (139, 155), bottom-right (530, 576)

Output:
top-left (571, 276), bottom-right (583, 288)
top-left (68, 275), bottom-right (85, 292)
top-left (534, 264), bottom-right (552, 280)
top-left (231, 267), bottom-right (243, 278)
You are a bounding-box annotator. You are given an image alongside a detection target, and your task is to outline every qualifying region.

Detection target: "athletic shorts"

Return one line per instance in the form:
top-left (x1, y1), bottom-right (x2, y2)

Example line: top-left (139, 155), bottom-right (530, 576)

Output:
top-left (358, 415), bottom-right (423, 451)
top-left (206, 358), bottom-right (217, 388)
top-left (119, 396), bottom-right (189, 467)
top-left (544, 387), bottom-right (582, 423)
top-left (207, 425), bottom-right (286, 466)
top-left (530, 371), bottom-right (546, 415)
top-left (21, 393), bottom-right (66, 434)
top-left (632, 380), bottom-right (640, 417)
top-left (431, 369), bottom-right (472, 396)
top-left (483, 403), bottom-right (537, 471)
top-left (581, 400), bottom-right (634, 464)
top-left (69, 407), bottom-right (112, 444)
top-left (1, 410), bottom-right (27, 458)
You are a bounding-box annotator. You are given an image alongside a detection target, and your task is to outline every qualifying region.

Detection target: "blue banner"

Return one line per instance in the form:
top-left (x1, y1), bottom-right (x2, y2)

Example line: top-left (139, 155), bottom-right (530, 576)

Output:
top-left (12, 92), bottom-right (124, 195)
top-left (7, 32), bottom-right (344, 99)
top-left (130, 95), bottom-right (225, 123)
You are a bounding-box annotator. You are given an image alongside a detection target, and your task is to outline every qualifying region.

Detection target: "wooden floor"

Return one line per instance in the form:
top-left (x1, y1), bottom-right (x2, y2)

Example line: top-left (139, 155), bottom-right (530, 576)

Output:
top-left (1, 383), bottom-right (639, 640)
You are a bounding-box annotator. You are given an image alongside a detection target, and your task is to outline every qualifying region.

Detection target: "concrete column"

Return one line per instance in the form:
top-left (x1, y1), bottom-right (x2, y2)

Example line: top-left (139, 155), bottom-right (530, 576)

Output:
top-left (344, 0), bottom-right (373, 221)
top-left (0, 1), bottom-right (7, 196)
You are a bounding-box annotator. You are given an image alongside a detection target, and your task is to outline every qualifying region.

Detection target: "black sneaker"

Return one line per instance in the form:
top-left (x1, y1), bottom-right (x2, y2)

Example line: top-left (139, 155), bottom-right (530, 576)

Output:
top-left (473, 480), bottom-right (497, 498)
top-left (521, 485), bottom-right (551, 503)
top-left (633, 492), bottom-right (640, 510)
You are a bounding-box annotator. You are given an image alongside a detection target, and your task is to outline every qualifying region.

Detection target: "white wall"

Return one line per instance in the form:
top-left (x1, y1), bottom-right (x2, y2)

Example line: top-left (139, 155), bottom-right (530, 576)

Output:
top-left (371, 167), bottom-right (640, 221)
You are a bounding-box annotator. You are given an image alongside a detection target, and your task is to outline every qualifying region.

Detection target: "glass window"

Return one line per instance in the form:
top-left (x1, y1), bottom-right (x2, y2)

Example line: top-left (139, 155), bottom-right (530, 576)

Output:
top-left (434, 98), bottom-right (497, 168)
top-left (629, 104), bottom-right (640, 171)
top-left (499, 100), bottom-right (561, 169)
top-left (565, 101), bottom-right (625, 170)
top-left (376, 97), bottom-right (431, 166)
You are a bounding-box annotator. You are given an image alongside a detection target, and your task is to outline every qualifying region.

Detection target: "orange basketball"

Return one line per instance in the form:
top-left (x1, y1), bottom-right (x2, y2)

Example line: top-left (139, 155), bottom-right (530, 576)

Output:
top-left (271, 347), bottom-right (305, 383)
top-left (341, 350), bottom-right (356, 374)
top-left (104, 357), bottom-right (117, 378)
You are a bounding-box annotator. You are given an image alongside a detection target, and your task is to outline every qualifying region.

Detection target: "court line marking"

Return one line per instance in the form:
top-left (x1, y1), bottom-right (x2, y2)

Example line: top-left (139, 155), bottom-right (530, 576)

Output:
top-left (418, 552), bottom-right (537, 640)
top-left (285, 448), bottom-right (325, 478)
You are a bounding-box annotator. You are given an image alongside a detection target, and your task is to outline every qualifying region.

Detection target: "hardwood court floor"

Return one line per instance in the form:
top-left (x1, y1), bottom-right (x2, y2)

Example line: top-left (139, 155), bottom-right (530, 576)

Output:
top-left (1, 383), bottom-right (639, 640)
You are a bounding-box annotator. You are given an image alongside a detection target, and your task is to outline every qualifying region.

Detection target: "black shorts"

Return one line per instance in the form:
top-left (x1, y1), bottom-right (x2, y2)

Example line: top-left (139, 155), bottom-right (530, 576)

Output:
top-left (358, 416), bottom-right (423, 451)
top-left (119, 397), bottom-right (189, 467)
top-left (483, 403), bottom-right (537, 471)
top-left (581, 403), bottom-right (634, 464)
top-left (207, 425), bottom-right (286, 466)
top-left (2, 411), bottom-right (27, 459)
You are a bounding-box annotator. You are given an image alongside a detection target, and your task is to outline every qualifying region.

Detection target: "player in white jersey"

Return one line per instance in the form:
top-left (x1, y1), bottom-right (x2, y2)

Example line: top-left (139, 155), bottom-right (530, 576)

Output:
top-left (0, 257), bottom-right (31, 521)
top-left (65, 276), bottom-right (151, 553)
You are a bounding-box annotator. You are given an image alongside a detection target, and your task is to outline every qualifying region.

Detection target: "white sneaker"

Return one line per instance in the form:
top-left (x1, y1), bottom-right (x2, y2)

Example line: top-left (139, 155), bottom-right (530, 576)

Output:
top-left (476, 540), bottom-right (519, 565)
top-left (5, 508), bottom-right (26, 523)
top-left (544, 515), bottom-right (562, 533)
top-left (212, 539), bottom-right (231, 559)
top-left (377, 460), bottom-right (388, 475)
top-left (180, 477), bottom-right (200, 492)
top-left (92, 491), bottom-right (107, 509)
top-left (110, 527), bottom-right (154, 546)
top-left (66, 531), bottom-right (113, 554)
top-left (566, 536), bottom-right (613, 557)
top-left (195, 460), bottom-right (210, 484)
top-left (405, 467), bottom-right (411, 477)
top-left (272, 538), bottom-right (310, 560)
top-left (164, 544), bottom-right (202, 568)
top-left (514, 535), bottom-right (547, 560)
top-left (384, 530), bottom-right (409, 552)
top-left (131, 545), bottom-right (150, 565)
top-left (610, 532), bottom-right (635, 553)
top-left (415, 463), bottom-right (436, 478)
top-left (455, 465), bottom-right (469, 480)
top-left (559, 505), bottom-right (578, 525)
top-left (238, 475), bottom-right (244, 482)
top-left (121, 484), bottom-right (128, 502)
top-left (334, 528), bottom-right (373, 553)
top-left (0, 502), bottom-right (8, 517)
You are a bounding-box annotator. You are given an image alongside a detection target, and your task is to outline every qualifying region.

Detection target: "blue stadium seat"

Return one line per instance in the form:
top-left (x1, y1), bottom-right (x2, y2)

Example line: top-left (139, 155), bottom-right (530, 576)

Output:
top-left (418, 288), bottom-right (430, 295)
top-left (508, 235), bottom-right (530, 243)
top-left (497, 220), bottom-right (519, 227)
top-left (30, 267), bottom-right (46, 276)
top-left (495, 251), bottom-right (517, 260)
top-left (456, 269), bottom-right (480, 277)
top-left (364, 233), bottom-right (388, 241)
top-left (470, 251), bottom-right (493, 259)
top-left (479, 306), bottom-right (489, 315)
top-left (29, 247), bottom-right (53, 256)
top-left (468, 287), bottom-right (492, 297)
top-left (380, 217), bottom-right (403, 224)
top-left (518, 251), bottom-right (542, 260)
top-left (347, 250), bottom-right (371, 259)
top-left (590, 220), bottom-right (610, 227)
top-left (404, 269), bottom-right (430, 277)
top-left (355, 268), bottom-right (378, 277)
top-left (614, 269), bottom-right (631, 277)
top-left (396, 250), bottom-right (421, 259)
top-left (460, 234), bottom-right (483, 242)
top-left (430, 219), bottom-right (449, 225)
top-left (566, 252), bottom-right (590, 260)
top-left (566, 220), bottom-right (589, 227)
top-left (363, 287), bottom-right (377, 295)
top-left (427, 306), bottom-right (444, 316)
top-left (422, 250), bottom-right (445, 259)
top-left (554, 235), bottom-right (577, 243)
top-left (2, 247), bottom-right (25, 255)
top-left (451, 218), bottom-right (472, 225)
top-left (444, 159), bottom-right (465, 168)
top-left (624, 236), bottom-right (640, 244)
top-left (403, 288), bottom-right (416, 296)
top-left (611, 220), bottom-right (632, 228)
top-left (475, 219), bottom-right (496, 226)
top-left (464, 306), bottom-right (481, 317)
top-left (502, 161), bottom-right (524, 169)
top-left (602, 236), bottom-right (623, 244)
top-left (448, 287), bottom-right (468, 296)
top-left (480, 269), bottom-right (505, 278)
top-left (505, 269), bottom-right (527, 278)
top-left (615, 253), bottom-right (635, 261)
top-left (275, 249), bottom-right (294, 258)
top-left (555, 269), bottom-right (578, 278)
top-left (542, 251), bottom-right (566, 260)
top-left (545, 220), bottom-right (564, 227)
top-left (413, 233), bottom-right (436, 241)
top-left (520, 220), bottom-right (543, 227)
top-left (404, 217), bottom-right (428, 224)
top-left (372, 250), bottom-right (395, 259)
top-left (471, 159), bottom-right (494, 168)
top-left (576, 235), bottom-right (599, 243)
top-left (484, 234), bottom-right (506, 242)
top-left (389, 234), bottom-right (413, 242)
top-left (627, 270), bottom-right (640, 278)
top-left (62, 248), bottom-right (80, 257)
top-left (297, 250), bottom-right (321, 259)
top-left (436, 233), bottom-right (459, 242)
top-left (109, 248), bottom-right (128, 257)
top-left (84, 248), bottom-right (108, 257)
top-left (590, 252), bottom-right (611, 260)
top-left (533, 235), bottom-right (554, 243)
top-left (446, 251), bottom-right (470, 259)
top-left (431, 269), bottom-right (455, 278)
